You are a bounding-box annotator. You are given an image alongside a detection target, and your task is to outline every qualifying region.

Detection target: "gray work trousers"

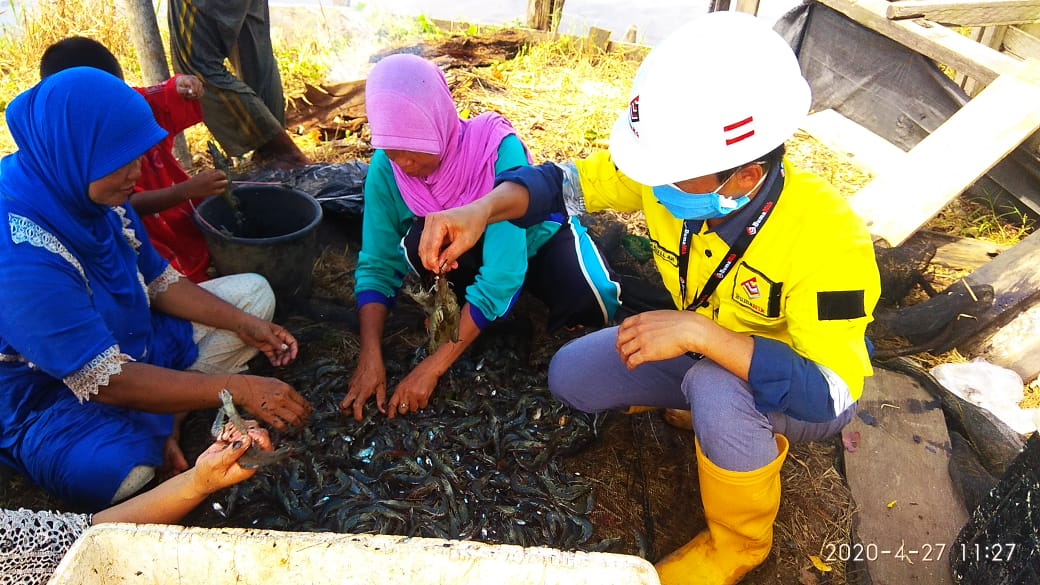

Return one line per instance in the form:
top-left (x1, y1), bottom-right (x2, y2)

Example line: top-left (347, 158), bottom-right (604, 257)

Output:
top-left (548, 325), bottom-right (856, 471)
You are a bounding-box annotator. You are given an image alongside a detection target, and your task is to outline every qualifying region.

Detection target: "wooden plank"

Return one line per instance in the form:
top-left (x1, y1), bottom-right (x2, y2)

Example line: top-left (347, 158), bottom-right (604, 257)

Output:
top-left (958, 228), bottom-right (1040, 353)
top-left (972, 300), bottom-right (1040, 382)
top-left (909, 230), bottom-right (1010, 272)
top-left (887, 0), bottom-right (1040, 26)
top-left (849, 58), bottom-right (1040, 246)
top-left (954, 26), bottom-right (1008, 95)
top-left (844, 367), bottom-right (968, 584)
top-left (799, 109), bottom-right (906, 175)
top-left (587, 26), bottom-right (612, 52)
top-left (817, 0), bottom-right (1022, 85)
top-left (1003, 24), bottom-right (1040, 59)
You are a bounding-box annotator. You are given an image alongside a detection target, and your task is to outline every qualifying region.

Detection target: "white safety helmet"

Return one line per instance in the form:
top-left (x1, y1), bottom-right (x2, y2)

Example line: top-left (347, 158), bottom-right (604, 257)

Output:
top-left (609, 10), bottom-right (811, 186)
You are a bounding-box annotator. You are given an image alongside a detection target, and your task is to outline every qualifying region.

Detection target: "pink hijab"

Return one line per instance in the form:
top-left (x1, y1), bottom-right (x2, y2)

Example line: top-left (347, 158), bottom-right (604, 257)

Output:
top-left (365, 53), bottom-right (530, 217)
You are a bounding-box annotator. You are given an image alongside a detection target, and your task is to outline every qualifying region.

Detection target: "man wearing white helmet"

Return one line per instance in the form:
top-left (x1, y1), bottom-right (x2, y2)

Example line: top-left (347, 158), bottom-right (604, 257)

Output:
top-left (417, 10), bottom-right (880, 585)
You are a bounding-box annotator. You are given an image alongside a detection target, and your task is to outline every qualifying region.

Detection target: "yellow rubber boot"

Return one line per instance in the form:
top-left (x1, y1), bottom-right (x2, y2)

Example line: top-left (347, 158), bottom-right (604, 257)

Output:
top-left (656, 434), bottom-right (789, 585)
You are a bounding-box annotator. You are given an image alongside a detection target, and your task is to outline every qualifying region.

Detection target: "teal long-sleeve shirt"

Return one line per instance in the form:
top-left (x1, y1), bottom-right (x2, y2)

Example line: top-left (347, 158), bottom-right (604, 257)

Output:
top-left (354, 135), bottom-right (560, 326)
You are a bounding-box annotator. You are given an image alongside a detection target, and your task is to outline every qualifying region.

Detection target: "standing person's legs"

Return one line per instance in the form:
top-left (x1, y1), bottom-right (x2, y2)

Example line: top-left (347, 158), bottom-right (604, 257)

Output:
top-left (168, 0), bottom-right (284, 156)
top-left (189, 273), bottom-right (276, 374)
top-left (234, 0), bottom-right (285, 125)
top-left (526, 217), bottom-right (621, 331)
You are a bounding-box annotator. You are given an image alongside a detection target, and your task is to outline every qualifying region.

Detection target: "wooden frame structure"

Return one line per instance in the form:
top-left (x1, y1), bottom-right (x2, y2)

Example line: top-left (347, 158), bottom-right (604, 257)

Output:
top-left (797, 1), bottom-right (1040, 379)
top-left (810, 0), bottom-right (1040, 248)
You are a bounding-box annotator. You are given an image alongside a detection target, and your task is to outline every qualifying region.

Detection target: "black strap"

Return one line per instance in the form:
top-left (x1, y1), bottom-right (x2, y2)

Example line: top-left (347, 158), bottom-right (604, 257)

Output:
top-left (677, 164), bottom-right (784, 311)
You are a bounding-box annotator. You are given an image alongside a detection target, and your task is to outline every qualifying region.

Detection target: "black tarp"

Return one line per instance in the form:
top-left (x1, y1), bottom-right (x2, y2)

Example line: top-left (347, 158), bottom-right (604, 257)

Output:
top-left (951, 433), bottom-right (1039, 584)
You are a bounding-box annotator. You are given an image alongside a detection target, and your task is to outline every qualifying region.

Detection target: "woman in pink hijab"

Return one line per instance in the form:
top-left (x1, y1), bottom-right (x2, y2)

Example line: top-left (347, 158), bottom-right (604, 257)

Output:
top-left (340, 54), bottom-right (620, 421)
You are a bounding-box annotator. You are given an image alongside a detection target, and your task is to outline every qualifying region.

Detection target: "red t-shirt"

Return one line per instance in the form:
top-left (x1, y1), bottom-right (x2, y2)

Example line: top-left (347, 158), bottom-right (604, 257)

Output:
top-left (133, 77), bottom-right (210, 283)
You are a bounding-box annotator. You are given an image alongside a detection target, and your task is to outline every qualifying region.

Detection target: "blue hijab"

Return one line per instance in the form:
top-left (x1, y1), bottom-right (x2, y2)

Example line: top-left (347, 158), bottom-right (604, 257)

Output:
top-left (0, 68), bottom-right (170, 370)
top-left (1, 67), bottom-right (166, 272)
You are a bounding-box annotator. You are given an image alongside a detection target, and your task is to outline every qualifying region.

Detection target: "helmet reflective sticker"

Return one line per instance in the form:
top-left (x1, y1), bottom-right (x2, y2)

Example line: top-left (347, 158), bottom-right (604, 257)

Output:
top-left (628, 96), bottom-right (641, 137)
top-left (723, 116), bottom-right (754, 146)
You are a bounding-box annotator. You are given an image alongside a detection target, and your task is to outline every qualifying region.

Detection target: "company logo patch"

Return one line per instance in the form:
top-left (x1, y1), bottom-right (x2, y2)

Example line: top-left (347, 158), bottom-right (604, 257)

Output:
top-left (741, 277), bottom-right (761, 299)
top-left (628, 96), bottom-right (641, 137)
top-left (732, 263), bottom-right (782, 319)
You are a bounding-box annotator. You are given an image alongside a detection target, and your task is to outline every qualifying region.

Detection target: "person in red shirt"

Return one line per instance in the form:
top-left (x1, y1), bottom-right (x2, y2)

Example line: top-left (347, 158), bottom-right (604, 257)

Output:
top-left (40, 37), bottom-right (228, 282)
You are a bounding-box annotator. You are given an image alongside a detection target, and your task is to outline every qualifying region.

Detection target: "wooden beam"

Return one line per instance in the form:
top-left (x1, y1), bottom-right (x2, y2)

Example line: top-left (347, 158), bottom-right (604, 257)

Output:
top-left (909, 230), bottom-right (1010, 272)
top-left (958, 228), bottom-right (1040, 366)
top-left (1003, 24), bottom-right (1040, 59)
top-left (957, 26), bottom-right (1008, 95)
top-left (843, 368), bottom-right (967, 585)
top-left (887, 0), bottom-right (1040, 26)
top-left (817, 0), bottom-right (1022, 85)
top-left (849, 58), bottom-right (1040, 245)
top-left (971, 300), bottom-right (1040, 382)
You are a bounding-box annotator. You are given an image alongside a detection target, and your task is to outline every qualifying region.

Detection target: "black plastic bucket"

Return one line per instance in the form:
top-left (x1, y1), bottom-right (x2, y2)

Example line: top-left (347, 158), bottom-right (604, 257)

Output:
top-left (195, 186), bottom-right (323, 302)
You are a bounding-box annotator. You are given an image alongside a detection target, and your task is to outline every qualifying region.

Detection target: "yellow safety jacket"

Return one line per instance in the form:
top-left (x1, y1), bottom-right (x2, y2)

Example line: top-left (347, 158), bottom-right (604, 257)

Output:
top-left (574, 151), bottom-right (880, 401)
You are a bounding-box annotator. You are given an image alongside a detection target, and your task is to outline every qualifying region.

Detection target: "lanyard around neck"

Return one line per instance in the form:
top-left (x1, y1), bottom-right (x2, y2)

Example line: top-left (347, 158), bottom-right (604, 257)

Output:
top-left (677, 166), bottom-right (784, 311)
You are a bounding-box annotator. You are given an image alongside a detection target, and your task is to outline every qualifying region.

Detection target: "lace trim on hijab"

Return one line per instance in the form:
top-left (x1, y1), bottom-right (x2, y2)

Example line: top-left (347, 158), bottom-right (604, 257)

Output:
top-left (147, 264), bottom-right (183, 300)
top-left (112, 206), bottom-right (143, 250)
top-left (8, 213), bottom-right (90, 291)
top-left (114, 206), bottom-right (160, 302)
top-left (0, 508), bottom-right (92, 585)
top-left (63, 344), bottom-right (134, 403)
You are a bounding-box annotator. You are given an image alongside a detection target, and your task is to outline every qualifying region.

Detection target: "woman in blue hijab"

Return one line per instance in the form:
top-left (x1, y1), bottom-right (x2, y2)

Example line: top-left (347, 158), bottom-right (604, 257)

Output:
top-left (0, 68), bottom-right (312, 510)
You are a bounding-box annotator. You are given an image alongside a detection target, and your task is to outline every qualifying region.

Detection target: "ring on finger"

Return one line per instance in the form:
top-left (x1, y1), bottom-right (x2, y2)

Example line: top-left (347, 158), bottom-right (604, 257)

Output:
top-left (398, 404), bottom-right (408, 413)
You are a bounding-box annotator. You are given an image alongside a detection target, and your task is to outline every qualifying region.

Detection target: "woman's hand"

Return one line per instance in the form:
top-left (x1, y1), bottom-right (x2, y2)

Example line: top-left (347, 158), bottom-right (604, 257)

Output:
top-left (234, 314), bottom-right (298, 367)
top-left (188, 430), bottom-right (269, 497)
top-left (339, 351), bottom-right (386, 421)
top-left (385, 360), bottom-right (442, 419)
top-left (228, 374), bottom-right (311, 431)
top-left (217, 418), bottom-right (274, 451)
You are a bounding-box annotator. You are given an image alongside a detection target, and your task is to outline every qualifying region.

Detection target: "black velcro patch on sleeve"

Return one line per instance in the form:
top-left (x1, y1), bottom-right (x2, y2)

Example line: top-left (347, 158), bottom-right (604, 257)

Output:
top-left (817, 290), bottom-right (866, 321)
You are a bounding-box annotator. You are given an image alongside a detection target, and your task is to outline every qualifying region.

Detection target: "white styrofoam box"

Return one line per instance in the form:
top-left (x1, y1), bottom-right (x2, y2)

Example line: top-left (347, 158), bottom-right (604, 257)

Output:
top-left (49, 524), bottom-right (661, 584)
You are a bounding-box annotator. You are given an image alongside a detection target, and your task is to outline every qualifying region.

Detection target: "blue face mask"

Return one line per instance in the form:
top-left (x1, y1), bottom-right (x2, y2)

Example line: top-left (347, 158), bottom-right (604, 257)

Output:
top-left (653, 168), bottom-right (770, 220)
top-left (653, 183), bottom-right (751, 220)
